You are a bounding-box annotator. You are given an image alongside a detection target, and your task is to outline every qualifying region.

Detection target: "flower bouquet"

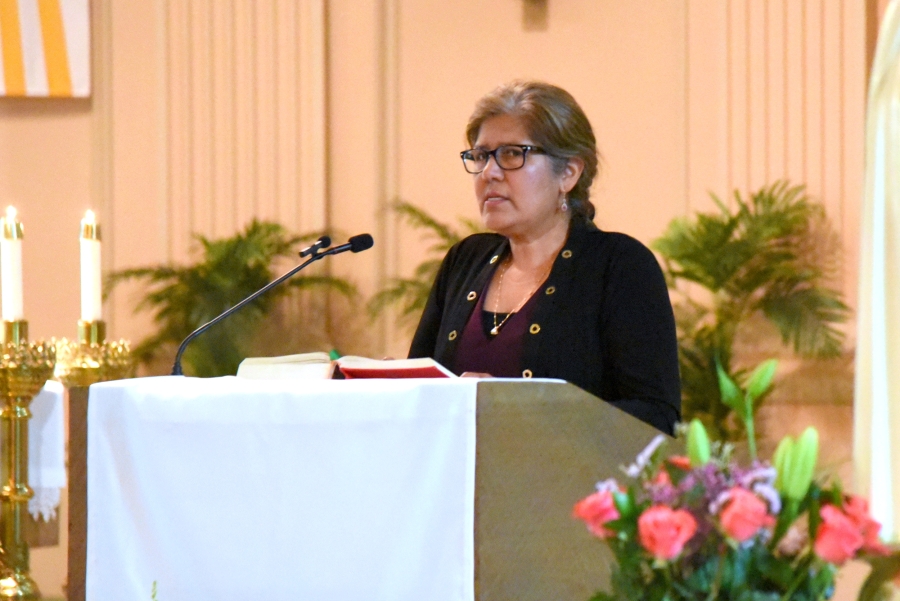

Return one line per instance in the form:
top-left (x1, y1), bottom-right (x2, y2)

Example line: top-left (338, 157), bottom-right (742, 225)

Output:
top-left (574, 360), bottom-right (900, 601)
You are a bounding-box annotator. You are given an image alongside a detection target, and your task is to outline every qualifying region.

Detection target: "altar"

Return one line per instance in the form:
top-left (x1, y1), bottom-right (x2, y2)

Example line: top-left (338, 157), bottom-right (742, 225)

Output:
top-left (68, 377), bottom-right (662, 601)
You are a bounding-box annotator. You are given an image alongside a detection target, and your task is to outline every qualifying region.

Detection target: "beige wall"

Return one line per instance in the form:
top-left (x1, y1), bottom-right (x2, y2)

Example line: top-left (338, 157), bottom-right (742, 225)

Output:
top-left (0, 0), bottom-right (881, 595)
top-left (0, 0), bottom-right (872, 351)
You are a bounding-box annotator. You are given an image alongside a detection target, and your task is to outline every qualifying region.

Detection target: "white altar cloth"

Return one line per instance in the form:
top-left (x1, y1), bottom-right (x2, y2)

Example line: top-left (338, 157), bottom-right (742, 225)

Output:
top-left (28, 380), bottom-right (66, 521)
top-left (86, 376), bottom-right (477, 601)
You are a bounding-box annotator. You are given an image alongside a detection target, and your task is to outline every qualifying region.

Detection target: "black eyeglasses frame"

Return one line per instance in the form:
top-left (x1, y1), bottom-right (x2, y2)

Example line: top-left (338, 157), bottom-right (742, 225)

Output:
top-left (459, 144), bottom-right (547, 174)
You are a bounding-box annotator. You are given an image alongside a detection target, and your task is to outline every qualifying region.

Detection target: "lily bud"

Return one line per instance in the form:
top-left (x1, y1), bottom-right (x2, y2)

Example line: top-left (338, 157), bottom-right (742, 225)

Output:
top-left (773, 428), bottom-right (819, 501)
top-left (687, 419), bottom-right (711, 467)
top-left (772, 435), bottom-right (794, 492)
top-left (785, 427), bottom-right (818, 500)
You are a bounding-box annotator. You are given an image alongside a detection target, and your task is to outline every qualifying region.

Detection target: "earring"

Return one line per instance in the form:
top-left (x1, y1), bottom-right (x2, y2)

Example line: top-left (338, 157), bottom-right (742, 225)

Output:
top-left (560, 197), bottom-right (569, 212)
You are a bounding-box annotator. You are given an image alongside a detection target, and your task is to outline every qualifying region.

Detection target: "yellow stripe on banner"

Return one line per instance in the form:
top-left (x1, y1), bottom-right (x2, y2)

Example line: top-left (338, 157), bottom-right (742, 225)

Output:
top-left (0, 0), bottom-right (26, 95)
top-left (37, 0), bottom-right (71, 96)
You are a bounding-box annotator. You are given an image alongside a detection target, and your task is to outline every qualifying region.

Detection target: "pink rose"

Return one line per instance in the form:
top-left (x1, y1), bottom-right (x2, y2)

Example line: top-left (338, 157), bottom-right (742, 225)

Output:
top-left (573, 491), bottom-right (620, 538)
top-left (638, 505), bottom-right (697, 560)
top-left (667, 456), bottom-right (692, 471)
top-left (843, 495), bottom-right (891, 555)
top-left (653, 470), bottom-right (673, 486)
top-left (814, 505), bottom-right (864, 565)
top-left (719, 487), bottom-right (776, 542)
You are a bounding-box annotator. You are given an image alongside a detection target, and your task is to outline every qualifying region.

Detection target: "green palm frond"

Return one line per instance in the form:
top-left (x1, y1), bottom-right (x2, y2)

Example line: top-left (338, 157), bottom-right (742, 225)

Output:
top-left (654, 181), bottom-right (850, 440)
top-left (105, 219), bottom-right (354, 377)
top-left (368, 201), bottom-right (482, 328)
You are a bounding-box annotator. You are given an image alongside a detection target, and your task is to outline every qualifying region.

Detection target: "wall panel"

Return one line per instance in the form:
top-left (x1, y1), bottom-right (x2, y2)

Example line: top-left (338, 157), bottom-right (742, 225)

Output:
top-left (687, 0), bottom-right (866, 303)
top-left (164, 0), bottom-right (326, 257)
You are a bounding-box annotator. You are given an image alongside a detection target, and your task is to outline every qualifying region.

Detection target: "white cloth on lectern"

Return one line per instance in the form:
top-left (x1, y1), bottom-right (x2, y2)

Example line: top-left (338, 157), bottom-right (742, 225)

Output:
top-left (27, 379), bottom-right (66, 521)
top-left (86, 376), bottom-right (477, 601)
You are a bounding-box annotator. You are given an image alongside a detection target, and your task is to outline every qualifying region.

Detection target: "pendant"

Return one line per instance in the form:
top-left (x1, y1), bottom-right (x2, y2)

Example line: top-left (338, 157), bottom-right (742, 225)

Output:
top-left (490, 327), bottom-right (499, 336)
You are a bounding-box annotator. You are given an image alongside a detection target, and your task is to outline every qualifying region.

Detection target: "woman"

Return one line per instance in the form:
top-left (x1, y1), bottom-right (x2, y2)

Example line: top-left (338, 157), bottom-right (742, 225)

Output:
top-left (408, 81), bottom-right (680, 434)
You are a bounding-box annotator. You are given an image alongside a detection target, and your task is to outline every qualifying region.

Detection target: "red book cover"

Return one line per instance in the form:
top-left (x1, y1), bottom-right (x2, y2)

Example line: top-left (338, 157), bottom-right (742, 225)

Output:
top-left (337, 358), bottom-right (454, 379)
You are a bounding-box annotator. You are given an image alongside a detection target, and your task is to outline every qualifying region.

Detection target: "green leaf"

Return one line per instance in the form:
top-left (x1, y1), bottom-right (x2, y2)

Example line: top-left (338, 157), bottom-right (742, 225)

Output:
top-left (612, 491), bottom-right (636, 519)
top-left (785, 427), bottom-right (819, 501)
top-left (745, 359), bottom-right (778, 402)
top-left (687, 418), bottom-right (711, 467)
top-left (772, 436), bottom-right (794, 491)
top-left (716, 360), bottom-right (745, 414)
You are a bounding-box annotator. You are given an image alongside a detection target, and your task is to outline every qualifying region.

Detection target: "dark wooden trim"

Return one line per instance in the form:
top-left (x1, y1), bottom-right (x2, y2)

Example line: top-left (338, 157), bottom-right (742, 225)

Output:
top-left (66, 387), bottom-right (89, 601)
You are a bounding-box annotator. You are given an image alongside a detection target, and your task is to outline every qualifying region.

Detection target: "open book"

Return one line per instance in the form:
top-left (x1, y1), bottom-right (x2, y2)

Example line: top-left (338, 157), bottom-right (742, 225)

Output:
top-left (236, 353), bottom-right (456, 380)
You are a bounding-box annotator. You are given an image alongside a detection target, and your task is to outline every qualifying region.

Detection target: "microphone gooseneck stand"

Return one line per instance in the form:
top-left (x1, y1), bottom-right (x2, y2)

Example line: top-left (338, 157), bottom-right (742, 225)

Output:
top-left (171, 233), bottom-right (374, 376)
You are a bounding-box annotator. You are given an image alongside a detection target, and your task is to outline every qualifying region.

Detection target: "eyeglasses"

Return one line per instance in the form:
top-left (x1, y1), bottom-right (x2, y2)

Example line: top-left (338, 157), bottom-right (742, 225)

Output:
top-left (459, 145), bottom-right (547, 174)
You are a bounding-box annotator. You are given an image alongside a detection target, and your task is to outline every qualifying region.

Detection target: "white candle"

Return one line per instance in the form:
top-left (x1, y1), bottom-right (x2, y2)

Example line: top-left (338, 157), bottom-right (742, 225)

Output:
top-left (0, 206), bottom-right (24, 322)
top-left (80, 210), bottom-right (102, 322)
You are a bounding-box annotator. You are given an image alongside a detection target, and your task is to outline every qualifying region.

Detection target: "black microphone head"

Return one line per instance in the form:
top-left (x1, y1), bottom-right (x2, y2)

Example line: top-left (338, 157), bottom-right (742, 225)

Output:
top-left (349, 233), bottom-right (374, 253)
top-left (299, 234), bottom-right (332, 257)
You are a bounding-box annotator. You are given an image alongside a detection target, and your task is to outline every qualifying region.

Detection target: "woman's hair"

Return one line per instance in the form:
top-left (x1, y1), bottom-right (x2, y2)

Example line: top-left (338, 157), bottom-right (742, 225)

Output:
top-left (465, 80), bottom-right (600, 223)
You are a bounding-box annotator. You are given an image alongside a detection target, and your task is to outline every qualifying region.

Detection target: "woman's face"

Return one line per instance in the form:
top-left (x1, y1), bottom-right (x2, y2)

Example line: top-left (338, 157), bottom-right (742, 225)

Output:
top-left (472, 114), bottom-right (581, 241)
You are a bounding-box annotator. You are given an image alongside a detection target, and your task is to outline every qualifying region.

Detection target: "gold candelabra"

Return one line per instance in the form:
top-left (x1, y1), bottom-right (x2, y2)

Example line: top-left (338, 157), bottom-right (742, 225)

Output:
top-left (54, 320), bottom-right (134, 388)
top-left (0, 321), bottom-right (55, 599)
top-left (0, 318), bottom-right (132, 600)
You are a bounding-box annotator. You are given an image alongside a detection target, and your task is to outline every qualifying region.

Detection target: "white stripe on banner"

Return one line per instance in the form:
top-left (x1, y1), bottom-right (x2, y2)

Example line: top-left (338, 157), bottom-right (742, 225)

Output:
top-left (60, 0), bottom-right (89, 96)
top-left (18, 0), bottom-right (48, 96)
top-left (0, 0), bottom-right (90, 97)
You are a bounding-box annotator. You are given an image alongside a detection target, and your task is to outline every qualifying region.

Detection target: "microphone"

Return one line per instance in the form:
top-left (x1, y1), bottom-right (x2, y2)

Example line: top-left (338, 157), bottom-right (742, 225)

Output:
top-left (321, 233), bottom-right (374, 255)
top-left (299, 235), bottom-right (331, 257)
top-left (171, 233), bottom-right (374, 376)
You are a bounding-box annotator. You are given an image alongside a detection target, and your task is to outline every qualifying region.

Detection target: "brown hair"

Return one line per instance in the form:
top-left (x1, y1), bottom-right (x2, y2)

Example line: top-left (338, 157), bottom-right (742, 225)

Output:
top-left (465, 80), bottom-right (600, 223)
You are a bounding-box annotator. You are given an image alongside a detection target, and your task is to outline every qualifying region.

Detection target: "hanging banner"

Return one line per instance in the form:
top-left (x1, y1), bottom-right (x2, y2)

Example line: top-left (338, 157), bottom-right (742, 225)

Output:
top-left (0, 0), bottom-right (90, 97)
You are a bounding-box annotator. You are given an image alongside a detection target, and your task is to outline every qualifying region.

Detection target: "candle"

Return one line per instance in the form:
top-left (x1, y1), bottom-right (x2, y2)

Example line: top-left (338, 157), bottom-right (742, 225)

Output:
top-left (0, 206), bottom-right (24, 321)
top-left (80, 210), bottom-right (102, 322)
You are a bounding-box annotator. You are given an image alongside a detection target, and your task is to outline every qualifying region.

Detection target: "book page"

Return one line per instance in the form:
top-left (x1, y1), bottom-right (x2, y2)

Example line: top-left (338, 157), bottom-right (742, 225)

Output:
top-left (236, 352), bottom-right (334, 379)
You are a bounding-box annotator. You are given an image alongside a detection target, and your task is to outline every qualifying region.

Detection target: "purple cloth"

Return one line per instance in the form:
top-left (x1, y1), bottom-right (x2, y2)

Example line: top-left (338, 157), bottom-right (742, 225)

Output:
top-left (452, 284), bottom-right (540, 377)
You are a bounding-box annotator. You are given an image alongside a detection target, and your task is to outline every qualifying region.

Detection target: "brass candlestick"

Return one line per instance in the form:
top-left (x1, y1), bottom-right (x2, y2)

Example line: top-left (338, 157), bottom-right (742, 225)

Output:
top-left (0, 320), bottom-right (55, 600)
top-left (54, 320), bottom-right (134, 388)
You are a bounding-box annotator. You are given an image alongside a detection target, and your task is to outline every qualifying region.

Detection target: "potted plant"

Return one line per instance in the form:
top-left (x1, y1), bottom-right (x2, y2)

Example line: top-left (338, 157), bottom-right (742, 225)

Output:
top-left (105, 220), bottom-right (355, 377)
top-left (652, 181), bottom-right (849, 441)
top-left (367, 201), bottom-right (481, 328)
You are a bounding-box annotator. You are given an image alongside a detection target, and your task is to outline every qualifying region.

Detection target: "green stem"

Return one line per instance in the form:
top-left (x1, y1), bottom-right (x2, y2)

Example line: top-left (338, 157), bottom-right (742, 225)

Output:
top-left (778, 555), bottom-right (811, 601)
top-left (706, 551), bottom-right (726, 601)
top-left (745, 409), bottom-right (757, 461)
top-left (663, 564), bottom-right (675, 600)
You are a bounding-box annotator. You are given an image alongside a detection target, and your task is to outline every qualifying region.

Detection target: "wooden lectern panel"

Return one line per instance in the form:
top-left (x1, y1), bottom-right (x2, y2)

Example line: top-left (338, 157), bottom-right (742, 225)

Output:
top-left (67, 381), bottom-right (665, 600)
top-left (474, 381), bottom-right (664, 601)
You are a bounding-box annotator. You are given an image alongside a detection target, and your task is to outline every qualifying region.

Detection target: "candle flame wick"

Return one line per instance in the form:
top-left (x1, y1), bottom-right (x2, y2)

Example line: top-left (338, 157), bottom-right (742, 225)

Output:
top-left (84, 209), bottom-right (96, 223)
top-left (5, 206), bottom-right (17, 221)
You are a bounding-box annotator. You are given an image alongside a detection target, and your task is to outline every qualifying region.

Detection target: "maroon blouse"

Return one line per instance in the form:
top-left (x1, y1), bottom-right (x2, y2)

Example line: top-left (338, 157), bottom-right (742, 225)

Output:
top-left (451, 282), bottom-right (541, 378)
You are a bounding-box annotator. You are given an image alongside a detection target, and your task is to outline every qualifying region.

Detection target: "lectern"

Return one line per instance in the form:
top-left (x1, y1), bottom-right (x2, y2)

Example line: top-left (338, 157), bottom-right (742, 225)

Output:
top-left (68, 378), bottom-right (665, 601)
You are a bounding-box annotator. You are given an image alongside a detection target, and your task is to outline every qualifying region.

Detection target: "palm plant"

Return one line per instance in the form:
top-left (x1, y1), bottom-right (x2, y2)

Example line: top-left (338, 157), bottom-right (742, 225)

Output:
top-left (106, 220), bottom-right (355, 377)
top-left (652, 181), bottom-right (849, 441)
top-left (368, 201), bottom-right (482, 328)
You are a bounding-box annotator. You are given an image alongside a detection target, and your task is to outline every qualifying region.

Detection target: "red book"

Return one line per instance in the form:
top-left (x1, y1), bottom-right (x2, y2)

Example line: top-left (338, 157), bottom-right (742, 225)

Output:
top-left (337, 357), bottom-right (455, 379)
top-left (236, 354), bottom-right (456, 380)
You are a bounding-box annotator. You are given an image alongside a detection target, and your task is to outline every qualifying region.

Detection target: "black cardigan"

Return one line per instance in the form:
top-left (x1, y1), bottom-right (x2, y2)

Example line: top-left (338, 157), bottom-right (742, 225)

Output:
top-left (408, 220), bottom-right (681, 434)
